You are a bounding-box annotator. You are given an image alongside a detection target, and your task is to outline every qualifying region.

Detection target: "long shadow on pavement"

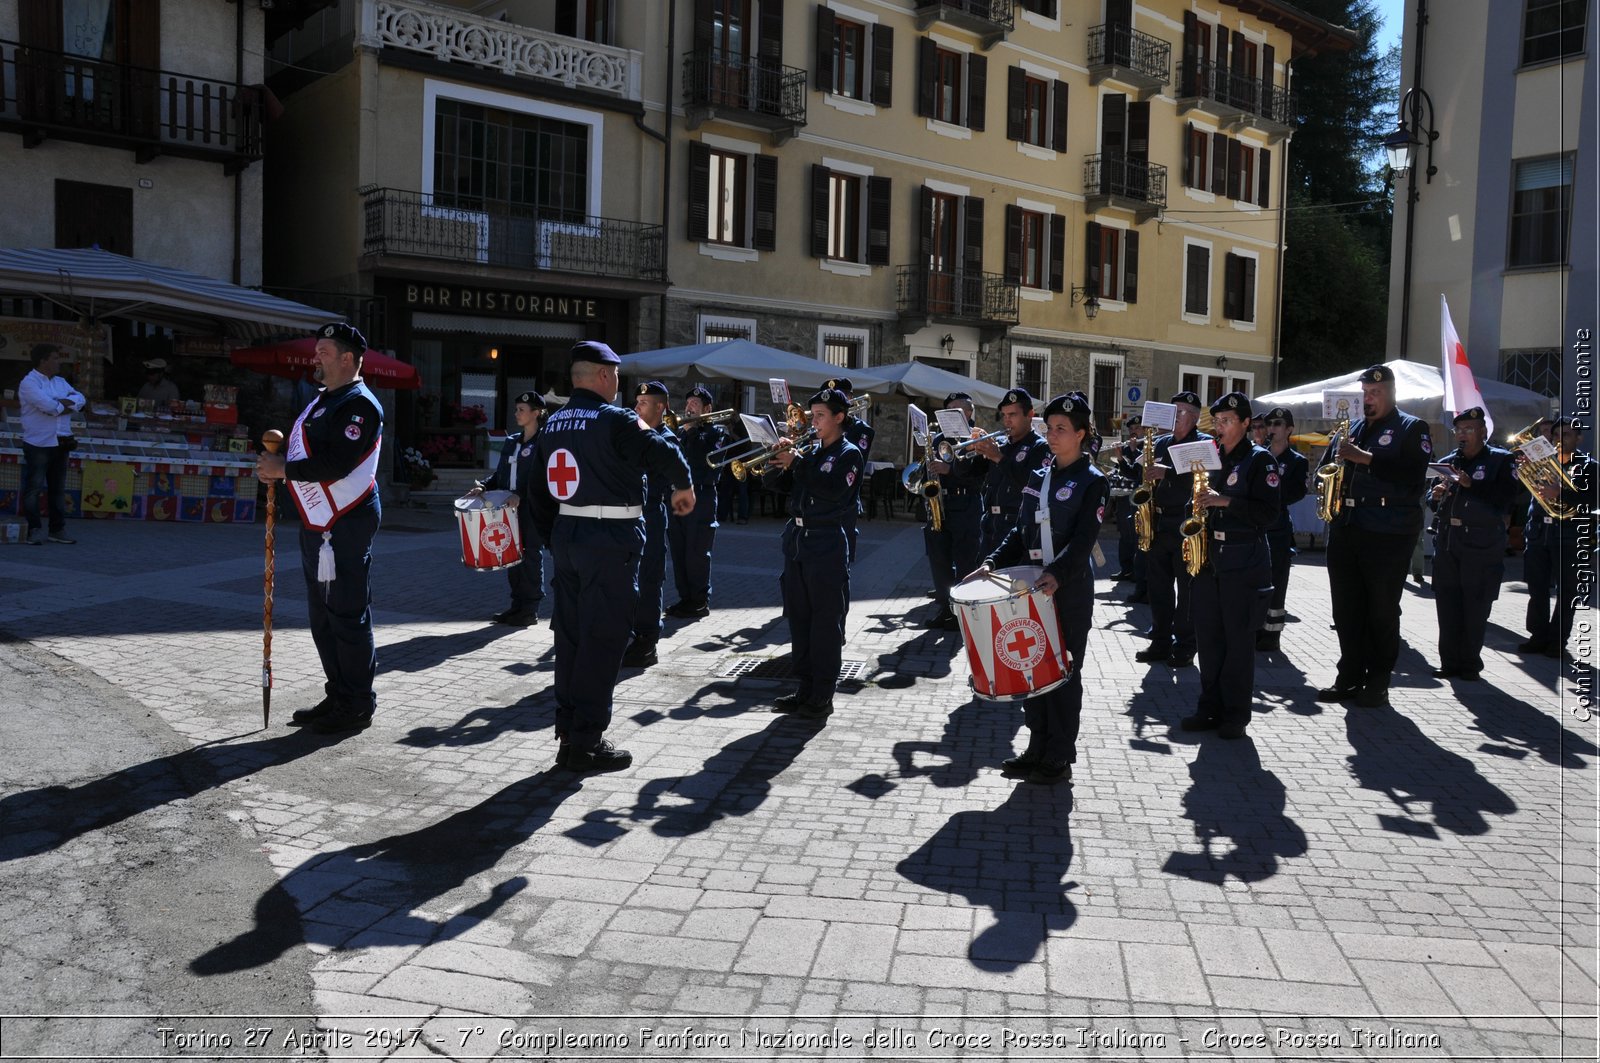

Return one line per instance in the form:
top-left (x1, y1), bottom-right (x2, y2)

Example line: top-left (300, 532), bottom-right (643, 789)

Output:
top-left (849, 697), bottom-right (1022, 797)
top-left (190, 769), bottom-right (583, 975)
top-left (1459, 684), bottom-right (1599, 769)
top-left (1161, 737), bottom-right (1308, 885)
top-left (1345, 706), bottom-right (1517, 838)
top-left (400, 690), bottom-right (557, 749)
top-left (379, 622), bottom-right (526, 674)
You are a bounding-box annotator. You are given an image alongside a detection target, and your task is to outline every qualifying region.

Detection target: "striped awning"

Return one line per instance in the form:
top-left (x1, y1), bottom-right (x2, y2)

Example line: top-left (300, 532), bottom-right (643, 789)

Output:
top-left (0, 247), bottom-right (335, 341)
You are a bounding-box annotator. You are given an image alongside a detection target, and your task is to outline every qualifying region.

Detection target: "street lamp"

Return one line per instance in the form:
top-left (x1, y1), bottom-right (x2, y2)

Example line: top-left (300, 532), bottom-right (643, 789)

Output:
top-left (1071, 285), bottom-right (1101, 321)
top-left (1384, 87), bottom-right (1438, 183)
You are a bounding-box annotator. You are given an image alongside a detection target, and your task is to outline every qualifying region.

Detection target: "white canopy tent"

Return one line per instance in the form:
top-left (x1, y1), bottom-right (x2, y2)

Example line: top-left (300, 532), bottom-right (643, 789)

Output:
top-left (1257, 360), bottom-right (1553, 435)
top-left (617, 339), bottom-right (896, 395)
top-left (868, 359), bottom-right (1010, 411)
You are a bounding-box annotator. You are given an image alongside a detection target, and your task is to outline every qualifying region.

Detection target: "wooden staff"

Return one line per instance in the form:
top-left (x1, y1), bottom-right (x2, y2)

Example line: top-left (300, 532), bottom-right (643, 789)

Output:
top-left (260, 429), bottom-right (285, 729)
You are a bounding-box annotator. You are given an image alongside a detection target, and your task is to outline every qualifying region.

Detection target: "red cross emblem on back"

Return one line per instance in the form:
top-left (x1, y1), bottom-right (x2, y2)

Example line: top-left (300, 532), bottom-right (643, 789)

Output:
top-left (547, 448), bottom-right (581, 500)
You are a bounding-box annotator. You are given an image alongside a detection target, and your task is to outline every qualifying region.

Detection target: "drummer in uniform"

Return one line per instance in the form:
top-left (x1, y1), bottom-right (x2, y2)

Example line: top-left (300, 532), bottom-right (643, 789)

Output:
top-left (466, 391), bottom-right (548, 627)
top-left (976, 392), bottom-right (1108, 785)
top-left (625, 381), bottom-right (683, 668)
top-left (255, 322), bottom-right (384, 734)
top-left (922, 392), bottom-right (987, 630)
top-left (666, 384), bottom-right (728, 619)
top-left (975, 388), bottom-right (1051, 556)
top-left (826, 377), bottom-right (875, 562)
top-left (1257, 405), bottom-right (1309, 652)
top-left (1183, 392), bottom-right (1279, 739)
top-left (525, 342), bottom-right (694, 772)
top-left (768, 386), bottom-right (863, 720)
top-left (1135, 391), bottom-right (1211, 669)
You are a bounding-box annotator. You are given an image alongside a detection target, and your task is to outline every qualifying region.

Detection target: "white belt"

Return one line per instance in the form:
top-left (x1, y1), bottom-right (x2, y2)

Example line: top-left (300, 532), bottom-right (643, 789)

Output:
top-left (559, 503), bottom-right (642, 520)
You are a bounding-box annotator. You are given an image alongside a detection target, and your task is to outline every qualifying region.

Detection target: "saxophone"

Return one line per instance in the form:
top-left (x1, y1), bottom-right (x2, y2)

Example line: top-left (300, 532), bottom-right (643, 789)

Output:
top-left (1179, 460), bottom-right (1210, 577)
top-left (1130, 426), bottom-right (1158, 552)
top-left (1315, 403), bottom-right (1352, 522)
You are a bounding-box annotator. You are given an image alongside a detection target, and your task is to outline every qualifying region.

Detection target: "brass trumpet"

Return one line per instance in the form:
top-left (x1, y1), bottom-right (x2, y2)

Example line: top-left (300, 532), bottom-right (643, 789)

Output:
top-left (932, 429), bottom-right (1006, 463)
top-left (665, 407), bottom-right (737, 431)
top-left (785, 394), bottom-right (870, 435)
top-left (1508, 421), bottom-right (1584, 519)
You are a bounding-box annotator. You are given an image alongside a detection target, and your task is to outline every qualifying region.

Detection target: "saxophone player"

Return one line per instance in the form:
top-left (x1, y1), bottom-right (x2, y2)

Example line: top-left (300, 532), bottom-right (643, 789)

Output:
top-left (923, 392), bottom-right (987, 630)
top-left (1184, 393), bottom-right (1279, 740)
top-left (1257, 406), bottom-right (1309, 652)
top-left (1316, 364), bottom-right (1432, 709)
top-left (1135, 391), bottom-right (1211, 669)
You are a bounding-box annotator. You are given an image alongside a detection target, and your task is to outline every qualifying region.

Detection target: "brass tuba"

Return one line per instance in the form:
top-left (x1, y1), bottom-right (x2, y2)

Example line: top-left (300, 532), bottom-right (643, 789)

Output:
top-left (1179, 460), bottom-right (1210, 577)
top-left (1314, 400), bottom-right (1352, 523)
top-left (1130, 426), bottom-right (1158, 552)
top-left (1508, 421), bottom-right (1585, 519)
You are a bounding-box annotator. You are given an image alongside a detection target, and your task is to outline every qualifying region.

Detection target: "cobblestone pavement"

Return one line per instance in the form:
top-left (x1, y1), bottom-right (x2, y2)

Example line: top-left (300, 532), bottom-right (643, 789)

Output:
top-left (0, 504), bottom-right (1596, 1061)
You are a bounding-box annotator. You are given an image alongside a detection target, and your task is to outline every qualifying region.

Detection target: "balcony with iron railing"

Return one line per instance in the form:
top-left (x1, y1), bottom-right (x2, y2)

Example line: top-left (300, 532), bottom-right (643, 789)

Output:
top-left (896, 265), bottom-right (1020, 332)
top-left (681, 50), bottom-right (807, 143)
top-left (0, 40), bottom-right (263, 171)
top-left (1086, 24), bottom-right (1170, 100)
top-left (360, 187), bottom-right (665, 285)
top-left (913, 0), bottom-right (1015, 48)
top-left (1177, 57), bottom-right (1295, 137)
top-left (1084, 154), bottom-right (1167, 221)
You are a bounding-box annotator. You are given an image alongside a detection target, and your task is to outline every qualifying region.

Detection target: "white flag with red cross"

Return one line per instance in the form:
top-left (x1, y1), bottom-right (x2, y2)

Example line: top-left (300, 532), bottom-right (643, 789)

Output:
top-left (1441, 294), bottom-right (1494, 438)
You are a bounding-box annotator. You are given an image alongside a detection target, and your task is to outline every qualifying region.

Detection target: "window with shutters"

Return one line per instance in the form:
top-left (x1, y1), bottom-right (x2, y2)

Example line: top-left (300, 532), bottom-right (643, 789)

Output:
top-left (54, 179), bottom-right (133, 256)
top-left (832, 16), bottom-right (867, 98)
top-left (1005, 203), bottom-right (1063, 292)
top-left (816, 7), bottom-right (894, 109)
top-left (1234, 141), bottom-right (1256, 203)
top-left (1183, 241), bottom-right (1210, 318)
top-left (1006, 66), bottom-right (1067, 152)
top-left (1017, 209), bottom-right (1045, 289)
top-left (1022, 76), bottom-right (1049, 146)
top-left (812, 164), bottom-right (890, 267)
top-left (690, 139), bottom-right (776, 253)
top-left (1223, 251), bottom-right (1257, 324)
top-left (1085, 223), bottom-right (1138, 303)
top-left (934, 46), bottom-right (963, 124)
top-left (1019, 0), bottom-right (1058, 15)
top-left (1508, 154), bottom-right (1574, 268)
top-left (706, 148), bottom-right (747, 245)
top-left (1014, 348), bottom-right (1049, 398)
top-left (1184, 125), bottom-right (1210, 190)
top-left (827, 171), bottom-right (861, 260)
top-left (1521, 0), bottom-right (1588, 65)
top-left (555, 1), bottom-right (614, 44)
top-left (917, 39), bottom-right (986, 132)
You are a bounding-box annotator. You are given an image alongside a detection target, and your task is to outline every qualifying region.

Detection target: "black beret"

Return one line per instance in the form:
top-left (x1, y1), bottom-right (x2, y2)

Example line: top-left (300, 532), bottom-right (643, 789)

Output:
top-left (686, 384), bottom-right (714, 403)
top-left (999, 387), bottom-right (1034, 412)
top-left (635, 380), bottom-right (669, 399)
top-left (1125, 413), bottom-right (1142, 425)
top-left (824, 377), bottom-right (854, 395)
top-left (1358, 364), bottom-right (1394, 384)
top-left (1265, 406), bottom-right (1294, 425)
top-left (944, 392), bottom-right (972, 405)
top-left (317, 322), bottom-right (367, 352)
top-left (1041, 392), bottom-right (1089, 420)
top-left (513, 391), bottom-right (547, 409)
top-left (1551, 415), bottom-right (1574, 427)
top-left (1171, 391), bottom-right (1202, 409)
top-left (808, 387), bottom-right (850, 414)
top-left (1452, 406), bottom-right (1486, 425)
top-left (1210, 391), bottom-right (1252, 417)
top-left (570, 340), bottom-right (620, 366)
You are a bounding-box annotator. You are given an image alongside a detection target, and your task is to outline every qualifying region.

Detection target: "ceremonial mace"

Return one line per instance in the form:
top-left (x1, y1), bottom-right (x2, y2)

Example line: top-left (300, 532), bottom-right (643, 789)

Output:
top-left (260, 428), bottom-right (284, 729)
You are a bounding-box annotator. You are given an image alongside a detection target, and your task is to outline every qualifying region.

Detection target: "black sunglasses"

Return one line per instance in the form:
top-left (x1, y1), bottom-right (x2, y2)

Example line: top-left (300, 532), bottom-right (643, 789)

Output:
top-left (1264, 418), bottom-right (1288, 427)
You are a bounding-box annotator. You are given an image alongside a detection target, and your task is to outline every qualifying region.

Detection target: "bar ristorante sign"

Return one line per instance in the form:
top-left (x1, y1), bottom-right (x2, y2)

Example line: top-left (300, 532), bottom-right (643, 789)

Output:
top-left (404, 283), bottom-right (601, 320)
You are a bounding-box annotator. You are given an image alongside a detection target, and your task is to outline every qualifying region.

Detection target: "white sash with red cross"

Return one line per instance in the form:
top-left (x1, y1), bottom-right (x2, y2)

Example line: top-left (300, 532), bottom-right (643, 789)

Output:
top-left (286, 396), bottom-right (381, 532)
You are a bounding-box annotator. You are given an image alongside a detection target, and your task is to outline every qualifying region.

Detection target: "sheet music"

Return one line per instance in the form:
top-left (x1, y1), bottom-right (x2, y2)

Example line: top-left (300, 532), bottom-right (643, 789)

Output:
top-left (740, 414), bottom-right (780, 446)
top-left (1141, 401), bottom-right (1177, 431)
top-left (1322, 390), bottom-right (1361, 420)
top-left (768, 378), bottom-right (790, 406)
top-left (934, 409), bottom-right (972, 440)
top-left (1168, 439), bottom-right (1222, 472)
top-left (908, 404), bottom-right (929, 446)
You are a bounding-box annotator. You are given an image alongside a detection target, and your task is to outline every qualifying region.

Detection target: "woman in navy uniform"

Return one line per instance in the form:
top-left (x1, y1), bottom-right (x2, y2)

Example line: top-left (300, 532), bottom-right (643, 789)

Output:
top-left (1183, 393), bottom-right (1280, 739)
top-left (922, 392), bottom-right (987, 630)
top-left (525, 342), bottom-right (694, 772)
top-left (1427, 407), bottom-right (1516, 680)
top-left (975, 388), bottom-right (1051, 556)
top-left (768, 387), bottom-right (864, 721)
top-left (1257, 406), bottom-right (1309, 652)
top-left (1316, 364), bottom-right (1432, 709)
top-left (667, 384), bottom-right (729, 619)
top-left (1521, 417), bottom-right (1597, 660)
top-left (976, 392), bottom-right (1106, 785)
top-left (467, 391), bottom-right (548, 627)
top-left (1136, 391), bottom-right (1212, 669)
top-left (625, 381), bottom-right (682, 668)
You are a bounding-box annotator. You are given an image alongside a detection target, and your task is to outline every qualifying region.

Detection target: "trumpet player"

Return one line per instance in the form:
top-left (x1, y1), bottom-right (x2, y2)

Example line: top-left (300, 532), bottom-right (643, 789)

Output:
top-left (1427, 408), bottom-right (1515, 681)
top-left (624, 381), bottom-right (685, 668)
top-left (1257, 406), bottom-right (1309, 652)
top-left (1519, 417), bottom-right (1597, 660)
top-left (922, 392), bottom-right (987, 630)
top-left (1184, 393), bottom-right (1280, 740)
top-left (666, 384), bottom-right (730, 619)
top-left (768, 387), bottom-right (865, 721)
top-left (975, 388), bottom-right (1051, 557)
top-left (1316, 364), bottom-right (1432, 709)
top-left (1134, 391), bottom-right (1210, 669)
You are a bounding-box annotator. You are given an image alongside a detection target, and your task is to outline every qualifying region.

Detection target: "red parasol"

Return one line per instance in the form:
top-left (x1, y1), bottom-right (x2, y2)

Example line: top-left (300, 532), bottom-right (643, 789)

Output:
top-left (230, 337), bottom-right (422, 390)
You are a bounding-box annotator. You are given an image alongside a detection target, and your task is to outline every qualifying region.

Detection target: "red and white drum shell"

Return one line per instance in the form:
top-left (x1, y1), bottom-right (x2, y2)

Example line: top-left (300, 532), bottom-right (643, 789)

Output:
top-left (454, 490), bottom-right (525, 572)
top-left (949, 565), bottom-right (1073, 701)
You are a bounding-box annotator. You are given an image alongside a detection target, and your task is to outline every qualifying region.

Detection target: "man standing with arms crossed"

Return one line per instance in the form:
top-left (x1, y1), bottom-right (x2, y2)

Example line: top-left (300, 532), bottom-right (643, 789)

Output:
top-left (17, 344), bottom-right (84, 546)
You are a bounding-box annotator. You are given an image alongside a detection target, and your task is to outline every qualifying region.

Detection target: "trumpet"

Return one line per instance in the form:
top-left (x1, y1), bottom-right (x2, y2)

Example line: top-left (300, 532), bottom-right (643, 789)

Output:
top-left (901, 462), bottom-right (944, 531)
top-left (1508, 421), bottom-right (1585, 519)
top-left (733, 437), bottom-right (820, 482)
top-left (785, 394), bottom-right (870, 435)
top-left (932, 429), bottom-right (1006, 462)
top-left (1178, 460), bottom-right (1210, 577)
top-left (664, 407), bottom-right (737, 432)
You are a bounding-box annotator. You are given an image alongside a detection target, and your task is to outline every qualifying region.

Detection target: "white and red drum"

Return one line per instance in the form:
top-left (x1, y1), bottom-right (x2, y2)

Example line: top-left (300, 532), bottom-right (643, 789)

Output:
top-left (950, 565), bottom-right (1073, 701)
top-left (454, 490), bottom-right (524, 572)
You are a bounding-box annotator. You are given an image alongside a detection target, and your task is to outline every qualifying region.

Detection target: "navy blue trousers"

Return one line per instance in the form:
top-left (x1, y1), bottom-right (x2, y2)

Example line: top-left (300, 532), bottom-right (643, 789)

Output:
top-left (1433, 540), bottom-right (1503, 673)
top-left (505, 510), bottom-right (545, 610)
top-left (632, 502), bottom-right (668, 645)
top-left (1264, 529), bottom-right (1294, 633)
top-left (668, 491), bottom-right (717, 605)
top-left (1146, 525), bottom-right (1196, 657)
top-left (1524, 533), bottom-right (1553, 638)
top-left (1328, 524), bottom-right (1416, 693)
top-left (780, 526), bottom-right (850, 701)
top-left (924, 496), bottom-right (983, 610)
top-left (1021, 584), bottom-right (1092, 765)
top-left (300, 502), bottom-right (380, 713)
top-left (550, 518), bottom-right (641, 749)
top-left (1192, 543), bottom-right (1273, 730)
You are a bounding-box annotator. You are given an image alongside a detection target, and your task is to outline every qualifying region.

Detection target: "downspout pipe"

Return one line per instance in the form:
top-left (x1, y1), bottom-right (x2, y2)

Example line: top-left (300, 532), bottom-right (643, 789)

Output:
top-left (656, 0), bottom-right (676, 347)
top-left (1270, 58), bottom-right (1292, 392)
top-left (232, 0), bottom-right (244, 285)
top-left (1397, 0), bottom-right (1429, 360)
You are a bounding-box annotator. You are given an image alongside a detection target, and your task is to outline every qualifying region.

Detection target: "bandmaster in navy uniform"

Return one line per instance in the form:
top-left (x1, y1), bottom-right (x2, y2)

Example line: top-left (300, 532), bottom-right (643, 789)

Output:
top-left (666, 384), bottom-right (729, 619)
top-left (767, 386), bottom-right (864, 720)
top-left (527, 342), bottom-right (694, 771)
top-left (1316, 363), bottom-right (1432, 709)
top-left (978, 392), bottom-right (1108, 785)
top-left (1135, 391), bottom-right (1211, 669)
top-left (625, 380), bottom-right (682, 668)
top-left (256, 322), bottom-right (384, 734)
top-left (825, 377), bottom-right (875, 562)
top-left (467, 390), bottom-right (548, 627)
top-left (1427, 407), bottom-right (1516, 681)
top-left (975, 387), bottom-right (1051, 557)
top-left (1519, 416), bottom-right (1597, 661)
top-left (1257, 405), bottom-right (1309, 652)
top-left (1182, 392), bottom-right (1279, 739)
top-left (922, 391), bottom-right (987, 630)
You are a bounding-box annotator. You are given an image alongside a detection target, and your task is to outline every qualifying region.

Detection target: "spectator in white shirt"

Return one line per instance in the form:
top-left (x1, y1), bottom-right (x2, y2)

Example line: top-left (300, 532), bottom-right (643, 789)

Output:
top-left (18, 345), bottom-right (85, 545)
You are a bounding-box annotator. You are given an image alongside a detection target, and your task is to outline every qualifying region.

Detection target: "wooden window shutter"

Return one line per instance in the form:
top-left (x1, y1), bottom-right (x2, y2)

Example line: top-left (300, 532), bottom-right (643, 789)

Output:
top-left (814, 5), bottom-right (835, 92)
top-left (871, 23), bottom-right (893, 107)
top-left (1240, 257), bottom-right (1256, 322)
top-left (1262, 42), bottom-right (1276, 102)
top-left (1181, 11), bottom-right (1199, 96)
top-left (758, 0), bottom-right (785, 67)
top-left (1048, 213), bottom-right (1065, 292)
top-left (127, 3), bottom-right (162, 136)
top-left (753, 154), bottom-right (778, 251)
top-left (1003, 204), bottom-right (1023, 282)
top-left (1100, 92), bottom-right (1126, 155)
top-left (1210, 131), bottom-right (1227, 195)
top-left (686, 141), bottom-right (710, 241)
top-left (1258, 147), bottom-right (1271, 209)
top-left (556, 0), bottom-right (577, 38)
top-left (1223, 252), bottom-right (1240, 319)
top-left (1123, 230), bottom-right (1139, 304)
top-left (1226, 138), bottom-right (1242, 200)
top-left (966, 53), bottom-right (987, 131)
top-left (1127, 99), bottom-right (1149, 161)
top-left (1215, 25), bottom-right (1230, 81)
top-left (1006, 66), bottom-right (1026, 142)
top-left (866, 176), bottom-right (892, 265)
top-left (1183, 121), bottom-right (1195, 187)
top-left (962, 195), bottom-right (984, 275)
top-left (1051, 80), bottom-right (1068, 152)
top-left (917, 37), bottom-right (937, 118)
top-left (693, 0), bottom-right (715, 53)
top-left (1085, 221), bottom-right (1103, 289)
top-left (919, 185), bottom-right (934, 260)
top-left (810, 164), bottom-right (830, 258)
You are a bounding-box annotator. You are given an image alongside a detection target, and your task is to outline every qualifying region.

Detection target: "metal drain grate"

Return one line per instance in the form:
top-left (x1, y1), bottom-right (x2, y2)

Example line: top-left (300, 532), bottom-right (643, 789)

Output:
top-left (718, 656), bottom-right (869, 683)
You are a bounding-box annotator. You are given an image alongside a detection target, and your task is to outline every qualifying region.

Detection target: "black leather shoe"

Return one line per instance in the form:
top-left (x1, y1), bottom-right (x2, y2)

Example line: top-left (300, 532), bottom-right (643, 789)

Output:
top-left (289, 697), bottom-right (337, 727)
top-left (1126, 590), bottom-right (1149, 604)
top-left (1167, 654), bottom-right (1195, 669)
top-left (772, 693), bottom-right (810, 713)
top-left (797, 699), bottom-right (834, 720)
top-left (1517, 639), bottom-right (1550, 653)
top-left (1255, 631), bottom-right (1280, 652)
top-left (621, 641), bottom-right (658, 668)
top-left (1354, 688), bottom-right (1389, 709)
top-left (564, 739), bottom-right (633, 772)
top-left (925, 609), bottom-right (956, 630)
top-left (1134, 627), bottom-right (1154, 640)
top-left (1217, 723), bottom-right (1249, 740)
top-left (494, 609), bottom-right (538, 627)
top-left (1000, 750), bottom-right (1042, 775)
top-left (665, 601), bottom-right (710, 619)
top-left (1315, 686), bottom-right (1359, 703)
top-left (1134, 646), bottom-right (1168, 663)
top-left (1111, 570), bottom-right (1134, 582)
top-left (1459, 671), bottom-right (1481, 682)
top-left (1025, 761), bottom-right (1071, 785)
top-left (1180, 713), bottom-right (1217, 731)
top-left (310, 706), bottom-right (373, 734)
top-left (1431, 668), bottom-right (1459, 679)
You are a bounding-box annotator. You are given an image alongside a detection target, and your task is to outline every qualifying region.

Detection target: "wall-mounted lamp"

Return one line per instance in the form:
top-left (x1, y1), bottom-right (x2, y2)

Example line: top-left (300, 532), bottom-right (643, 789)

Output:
top-left (489, 347), bottom-right (500, 360)
top-left (1383, 86), bottom-right (1438, 183)
top-left (940, 334), bottom-right (954, 356)
top-left (1215, 355), bottom-right (1229, 372)
top-left (1070, 286), bottom-right (1101, 321)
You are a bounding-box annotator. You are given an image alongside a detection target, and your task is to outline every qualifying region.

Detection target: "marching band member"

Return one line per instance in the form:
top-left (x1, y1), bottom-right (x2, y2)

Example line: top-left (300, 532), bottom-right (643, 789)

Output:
top-left (466, 391), bottom-right (548, 628)
top-left (1257, 406), bottom-right (1309, 652)
top-left (1316, 364), bottom-right (1431, 709)
top-left (975, 392), bottom-right (1107, 785)
top-left (1135, 391), bottom-right (1211, 669)
top-left (526, 343), bottom-right (693, 772)
top-left (1517, 417), bottom-right (1556, 648)
top-left (923, 392), bottom-right (987, 630)
top-left (825, 377), bottom-right (875, 562)
top-left (666, 384), bottom-right (729, 619)
top-left (1112, 412), bottom-right (1144, 588)
top-left (975, 388), bottom-right (1051, 557)
top-left (768, 387), bottom-right (864, 721)
top-left (1183, 393), bottom-right (1279, 740)
top-left (625, 381), bottom-right (683, 668)
top-left (1519, 417), bottom-right (1597, 661)
top-left (255, 323), bottom-right (384, 734)
top-left (1427, 408), bottom-right (1515, 681)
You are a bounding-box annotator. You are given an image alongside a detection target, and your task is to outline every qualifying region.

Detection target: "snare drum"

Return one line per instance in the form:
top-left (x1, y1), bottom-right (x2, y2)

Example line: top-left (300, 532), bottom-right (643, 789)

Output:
top-left (454, 490), bottom-right (524, 572)
top-left (949, 565), bottom-right (1072, 701)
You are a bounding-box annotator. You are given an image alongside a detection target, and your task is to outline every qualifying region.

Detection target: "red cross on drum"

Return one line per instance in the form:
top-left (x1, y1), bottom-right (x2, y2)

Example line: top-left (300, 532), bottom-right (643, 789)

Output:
top-left (947, 564), bottom-right (1072, 700)
top-left (453, 490), bottom-right (525, 572)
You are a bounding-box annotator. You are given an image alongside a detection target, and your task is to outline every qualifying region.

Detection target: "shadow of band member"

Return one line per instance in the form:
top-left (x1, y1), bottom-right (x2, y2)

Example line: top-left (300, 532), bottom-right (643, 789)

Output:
top-left (1344, 705), bottom-right (1516, 837)
top-left (1161, 736), bottom-right (1307, 886)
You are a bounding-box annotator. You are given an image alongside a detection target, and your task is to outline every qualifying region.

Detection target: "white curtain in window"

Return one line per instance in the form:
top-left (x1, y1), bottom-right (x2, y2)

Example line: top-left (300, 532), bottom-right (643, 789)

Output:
top-left (63, 0), bottom-right (115, 59)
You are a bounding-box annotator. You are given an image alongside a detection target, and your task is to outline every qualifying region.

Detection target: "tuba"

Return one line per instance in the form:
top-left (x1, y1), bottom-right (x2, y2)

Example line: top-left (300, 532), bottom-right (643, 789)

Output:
top-left (1130, 426), bottom-right (1158, 552)
top-left (1314, 400), bottom-right (1352, 523)
top-left (1508, 422), bottom-right (1585, 519)
top-left (1179, 460), bottom-right (1210, 577)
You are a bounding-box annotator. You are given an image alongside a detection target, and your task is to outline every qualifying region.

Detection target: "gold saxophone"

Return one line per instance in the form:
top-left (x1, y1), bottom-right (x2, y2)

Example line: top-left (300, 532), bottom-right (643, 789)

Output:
top-left (1179, 460), bottom-right (1210, 577)
top-left (1507, 421), bottom-right (1585, 519)
top-left (1130, 426), bottom-right (1158, 552)
top-left (1315, 404), bottom-right (1352, 522)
